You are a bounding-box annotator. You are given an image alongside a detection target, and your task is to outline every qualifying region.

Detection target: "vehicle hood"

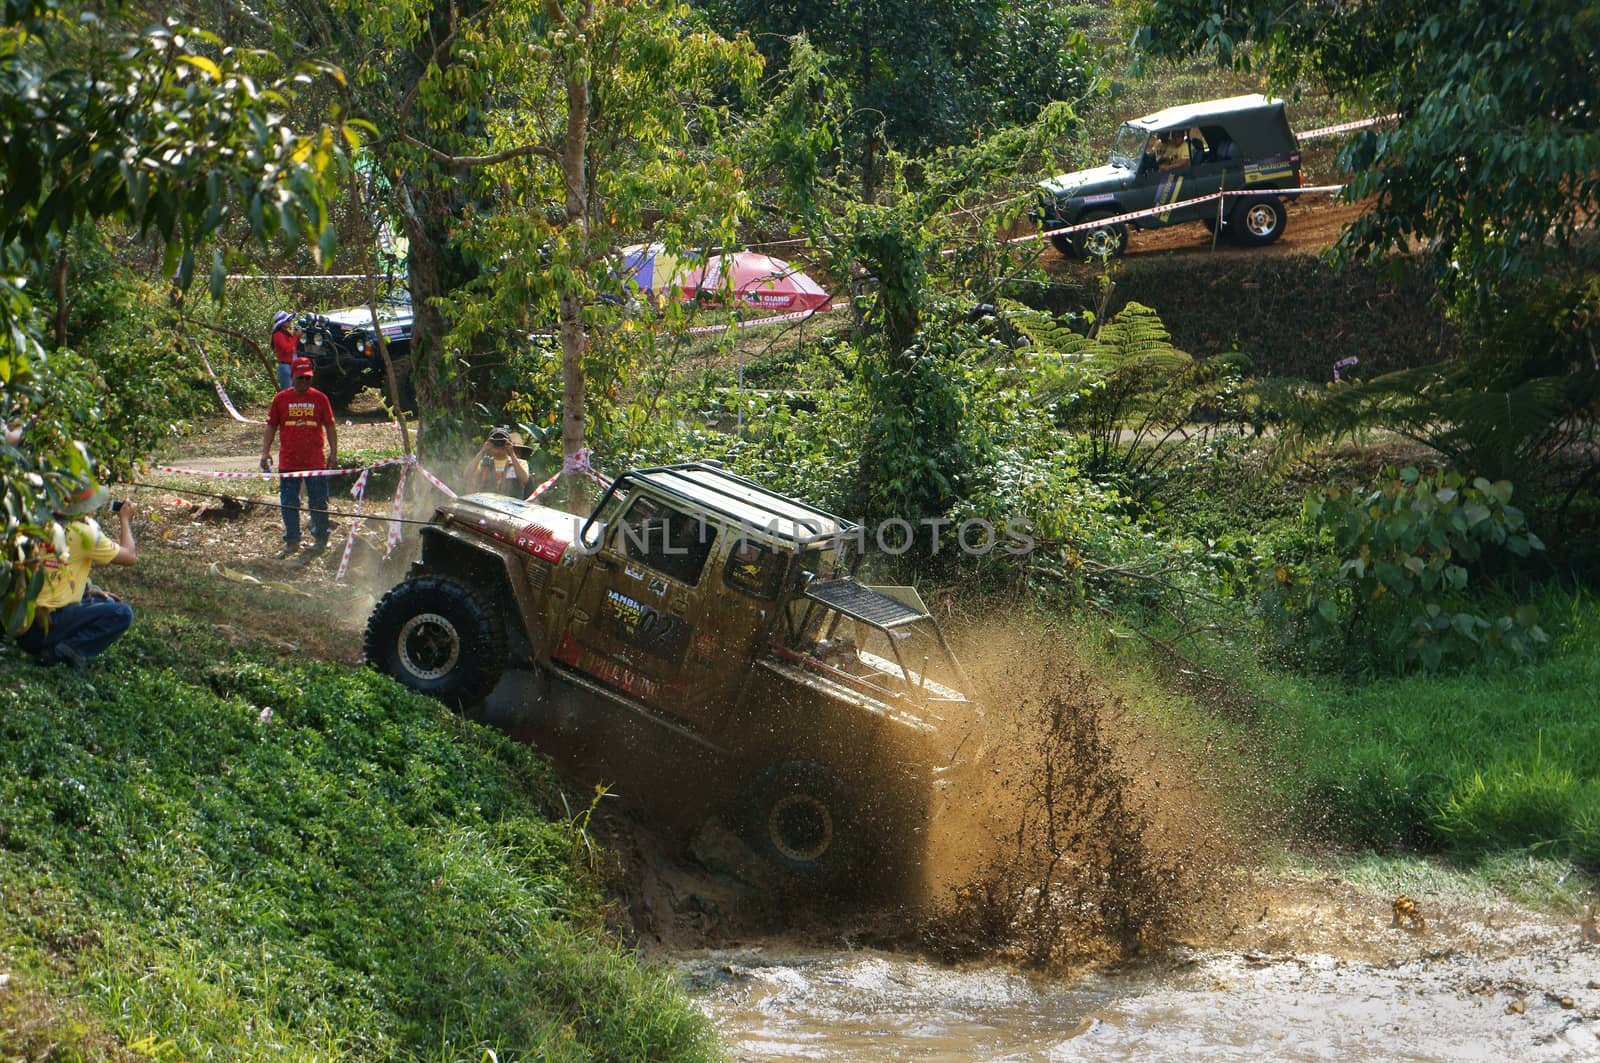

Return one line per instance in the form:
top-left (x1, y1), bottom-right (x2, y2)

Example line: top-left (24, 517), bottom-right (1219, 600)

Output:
top-left (313, 303), bottom-right (413, 329)
top-left (439, 493), bottom-right (589, 563)
top-left (1038, 163), bottom-right (1131, 199)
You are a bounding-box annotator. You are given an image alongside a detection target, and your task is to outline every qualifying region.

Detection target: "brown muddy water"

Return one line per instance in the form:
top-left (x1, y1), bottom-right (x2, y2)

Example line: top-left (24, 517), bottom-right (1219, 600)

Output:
top-left (684, 930), bottom-right (1600, 1061)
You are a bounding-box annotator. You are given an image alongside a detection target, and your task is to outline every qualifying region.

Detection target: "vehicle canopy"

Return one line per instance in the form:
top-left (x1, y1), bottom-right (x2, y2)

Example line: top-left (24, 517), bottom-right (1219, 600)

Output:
top-left (581, 462), bottom-right (856, 552)
top-left (1121, 93), bottom-right (1296, 158)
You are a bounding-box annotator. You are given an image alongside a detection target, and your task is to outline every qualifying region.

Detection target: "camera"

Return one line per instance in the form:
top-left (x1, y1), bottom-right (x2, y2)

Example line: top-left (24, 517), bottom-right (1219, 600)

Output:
top-left (111, 500), bottom-right (125, 513)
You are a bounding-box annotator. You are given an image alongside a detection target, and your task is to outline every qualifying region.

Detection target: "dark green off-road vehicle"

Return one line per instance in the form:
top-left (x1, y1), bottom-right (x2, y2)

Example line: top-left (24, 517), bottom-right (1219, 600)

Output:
top-left (1037, 94), bottom-right (1303, 258)
top-left (366, 461), bottom-right (982, 891)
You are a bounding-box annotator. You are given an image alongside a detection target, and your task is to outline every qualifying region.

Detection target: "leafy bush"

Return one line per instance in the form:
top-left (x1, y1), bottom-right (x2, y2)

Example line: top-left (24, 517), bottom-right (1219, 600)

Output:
top-left (0, 616), bottom-right (719, 1062)
top-left (1259, 466), bottom-right (1550, 673)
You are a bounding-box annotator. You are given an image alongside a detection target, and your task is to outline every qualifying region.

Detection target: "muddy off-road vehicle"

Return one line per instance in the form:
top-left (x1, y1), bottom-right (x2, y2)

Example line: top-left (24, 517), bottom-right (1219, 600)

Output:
top-left (1036, 94), bottom-right (1303, 259)
top-left (366, 462), bottom-right (982, 888)
top-left (297, 299), bottom-right (415, 411)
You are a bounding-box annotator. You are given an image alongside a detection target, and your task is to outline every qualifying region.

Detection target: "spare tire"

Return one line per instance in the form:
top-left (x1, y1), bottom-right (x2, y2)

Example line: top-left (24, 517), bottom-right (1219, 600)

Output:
top-left (365, 576), bottom-right (507, 710)
top-left (740, 760), bottom-right (866, 889)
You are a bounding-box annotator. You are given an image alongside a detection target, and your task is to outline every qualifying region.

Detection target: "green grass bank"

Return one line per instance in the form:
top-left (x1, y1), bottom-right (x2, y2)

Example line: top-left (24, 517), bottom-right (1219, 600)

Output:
top-left (1095, 593), bottom-right (1600, 872)
top-left (0, 616), bottom-right (720, 1062)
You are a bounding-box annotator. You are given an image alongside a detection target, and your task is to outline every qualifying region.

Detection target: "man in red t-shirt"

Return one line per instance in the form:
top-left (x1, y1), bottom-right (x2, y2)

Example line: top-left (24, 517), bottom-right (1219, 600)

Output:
top-left (271, 310), bottom-right (300, 391)
top-left (260, 357), bottom-right (338, 558)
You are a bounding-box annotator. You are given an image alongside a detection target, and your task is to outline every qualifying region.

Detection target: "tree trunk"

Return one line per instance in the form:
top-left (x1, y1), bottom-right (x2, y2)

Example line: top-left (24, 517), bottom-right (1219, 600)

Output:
top-left (52, 248), bottom-right (68, 350)
top-left (557, 1), bottom-right (594, 515)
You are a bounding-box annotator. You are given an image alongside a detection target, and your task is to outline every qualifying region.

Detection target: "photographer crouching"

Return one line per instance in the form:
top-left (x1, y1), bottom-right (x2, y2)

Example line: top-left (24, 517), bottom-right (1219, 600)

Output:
top-left (17, 485), bottom-right (137, 668)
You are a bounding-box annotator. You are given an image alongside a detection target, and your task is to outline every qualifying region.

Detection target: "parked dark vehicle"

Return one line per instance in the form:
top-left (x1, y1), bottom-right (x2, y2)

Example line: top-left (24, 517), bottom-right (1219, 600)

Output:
top-left (365, 461), bottom-right (985, 893)
top-left (1036, 94), bottom-right (1303, 259)
top-left (297, 298), bottom-right (415, 410)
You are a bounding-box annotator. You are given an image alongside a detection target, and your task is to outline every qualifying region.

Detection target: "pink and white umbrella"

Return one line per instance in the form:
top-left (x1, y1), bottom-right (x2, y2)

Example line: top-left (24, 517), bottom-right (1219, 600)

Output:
top-left (620, 245), bottom-right (831, 313)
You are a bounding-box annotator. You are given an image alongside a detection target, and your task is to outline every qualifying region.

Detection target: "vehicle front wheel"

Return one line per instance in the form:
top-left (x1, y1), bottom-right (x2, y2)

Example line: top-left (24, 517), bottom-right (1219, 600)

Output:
top-left (740, 760), bottom-right (865, 890)
top-left (1047, 231), bottom-right (1075, 257)
top-left (1068, 211), bottom-right (1128, 261)
top-left (365, 575), bottom-right (507, 710)
top-left (1229, 196), bottom-right (1287, 246)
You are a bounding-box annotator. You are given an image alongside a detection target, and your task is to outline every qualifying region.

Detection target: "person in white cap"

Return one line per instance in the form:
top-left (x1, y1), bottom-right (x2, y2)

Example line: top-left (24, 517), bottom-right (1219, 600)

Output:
top-left (16, 484), bottom-right (137, 668)
top-left (271, 310), bottom-right (300, 390)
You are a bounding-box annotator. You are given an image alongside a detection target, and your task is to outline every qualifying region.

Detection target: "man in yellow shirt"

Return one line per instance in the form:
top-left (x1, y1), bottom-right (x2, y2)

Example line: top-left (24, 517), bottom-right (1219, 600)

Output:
top-left (18, 485), bottom-right (138, 668)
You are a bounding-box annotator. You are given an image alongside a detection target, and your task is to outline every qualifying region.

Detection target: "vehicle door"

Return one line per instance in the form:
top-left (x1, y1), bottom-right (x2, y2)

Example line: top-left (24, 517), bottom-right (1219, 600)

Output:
top-left (1163, 124), bottom-right (1230, 226)
top-left (555, 492), bottom-right (722, 724)
top-left (1147, 125), bottom-right (1218, 226)
top-left (665, 535), bottom-right (791, 726)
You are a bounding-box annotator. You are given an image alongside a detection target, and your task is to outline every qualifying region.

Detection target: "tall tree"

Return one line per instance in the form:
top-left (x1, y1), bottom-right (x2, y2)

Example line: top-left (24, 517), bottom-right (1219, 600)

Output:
top-left (281, 0), bottom-right (759, 501)
top-left (739, 38), bottom-right (1086, 529)
top-left (0, 1), bottom-right (345, 629)
top-left (702, 0), bottom-right (1098, 197)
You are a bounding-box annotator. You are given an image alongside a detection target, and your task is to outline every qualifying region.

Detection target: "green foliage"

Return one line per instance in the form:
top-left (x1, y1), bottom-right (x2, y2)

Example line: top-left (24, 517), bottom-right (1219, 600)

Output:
top-left (1022, 299), bottom-right (1249, 497)
top-left (1266, 273), bottom-right (1600, 530)
top-left (702, 1), bottom-right (1100, 192)
top-left (1260, 466), bottom-right (1550, 673)
top-left (855, 325), bottom-right (973, 532)
top-left (0, 614), bottom-right (719, 1061)
top-left (1, 1), bottom-right (346, 629)
top-left (1233, 593), bottom-right (1600, 867)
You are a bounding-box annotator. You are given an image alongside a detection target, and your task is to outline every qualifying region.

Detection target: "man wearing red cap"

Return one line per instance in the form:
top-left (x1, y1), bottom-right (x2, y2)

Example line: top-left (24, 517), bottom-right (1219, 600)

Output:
top-left (260, 356), bottom-right (338, 558)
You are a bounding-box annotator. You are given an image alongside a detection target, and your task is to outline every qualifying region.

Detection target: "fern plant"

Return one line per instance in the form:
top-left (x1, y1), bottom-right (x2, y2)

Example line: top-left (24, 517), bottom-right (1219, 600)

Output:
top-left (1016, 300), bottom-right (1249, 496)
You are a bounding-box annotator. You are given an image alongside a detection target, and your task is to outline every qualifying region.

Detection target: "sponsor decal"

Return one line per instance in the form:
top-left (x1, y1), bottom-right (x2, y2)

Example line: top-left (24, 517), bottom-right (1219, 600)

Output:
top-left (1155, 174), bottom-right (1185, 222)
top-left (556, 634), bottom-right (661, 699)
top-left (514, 522), bottom-right (567, 563)
top-left (1081, 193), bottom-right (1115, 205)
top-left (1243, 161), bottom-right (1296, 185)
top-left (599, 589), bottom-right (692, 665)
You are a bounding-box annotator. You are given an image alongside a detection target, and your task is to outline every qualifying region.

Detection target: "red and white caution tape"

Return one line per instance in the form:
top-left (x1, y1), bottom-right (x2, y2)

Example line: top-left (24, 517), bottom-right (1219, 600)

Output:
top-left (335, 466), bottom-right (372, 580)
top-left (527, 448), bottom-right (613, 502)
top-left (685, 304), bottom-right (835, 336)
top-left (385, 465), bottom-right (407, 560)
top-left (1297, 114), bottom-right (1400, 141)
top-left (411, 462), bottom-right (459, 499)
top-left (150, 455), bottom-right (414, 480)
top-left (151, 453), bottom-right (457, 582)
top-left (192, 344), bottom-right (264, 425)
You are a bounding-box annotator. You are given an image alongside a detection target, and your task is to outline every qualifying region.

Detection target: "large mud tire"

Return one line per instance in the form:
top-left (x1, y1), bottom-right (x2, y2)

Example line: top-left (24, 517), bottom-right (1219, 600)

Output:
top-left (1068, 211), bottom-right (1128, 261)
top-left (741, 760), bottom-right (866, 890)
top-left (1229, 196), bottom-right (1288, 246)
top-left (365, 576), bottom-right (507, 711)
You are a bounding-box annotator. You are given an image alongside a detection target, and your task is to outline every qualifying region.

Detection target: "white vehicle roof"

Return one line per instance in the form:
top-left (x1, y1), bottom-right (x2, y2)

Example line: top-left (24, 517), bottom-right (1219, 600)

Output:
top-left (1125, 93), bottom-right (1284, 132)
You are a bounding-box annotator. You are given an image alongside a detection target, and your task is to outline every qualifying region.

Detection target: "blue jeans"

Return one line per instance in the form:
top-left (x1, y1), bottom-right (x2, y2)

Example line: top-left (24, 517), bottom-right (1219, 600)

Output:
top-left (277, 362), bottom-right (293, 390)
top-left (19, 598), bottom-right (134, 664)
top-left (279, 474), bottom-right (329, 545)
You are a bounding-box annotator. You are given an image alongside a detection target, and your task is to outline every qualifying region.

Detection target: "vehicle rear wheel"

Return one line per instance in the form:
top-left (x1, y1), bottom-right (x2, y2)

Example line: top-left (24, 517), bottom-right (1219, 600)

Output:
top-left (1069, 211), bottom-right (1128, 261)
top-left (365, 575), bottom-right (507, 710)
top-left (740, 760), bottom-right (865, 889)
top-left (1228, 196), bottom-right (1287, 246)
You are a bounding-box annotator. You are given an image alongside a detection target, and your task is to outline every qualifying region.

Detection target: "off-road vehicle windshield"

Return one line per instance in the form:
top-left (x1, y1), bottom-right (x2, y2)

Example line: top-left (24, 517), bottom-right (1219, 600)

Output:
top-left (1110, 124), bottom-right (1147, 169)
